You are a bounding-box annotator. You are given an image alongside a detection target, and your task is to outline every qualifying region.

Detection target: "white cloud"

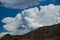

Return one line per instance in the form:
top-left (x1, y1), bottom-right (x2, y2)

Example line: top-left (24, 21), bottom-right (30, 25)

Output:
top-left (0, 29), bottom-right (31, 38)
top-left (1, 4), bottom-right (60, 38)
top-left (0, 0), bottom-right (45, 9)
top-left (39, 4), bottom-right (60, 25)
top-left (1, 14), bottom-right (22, 31)
top-left (1, 17), bottom-right (15, 24)
top-left (0, 32), bottom-right (8, 38)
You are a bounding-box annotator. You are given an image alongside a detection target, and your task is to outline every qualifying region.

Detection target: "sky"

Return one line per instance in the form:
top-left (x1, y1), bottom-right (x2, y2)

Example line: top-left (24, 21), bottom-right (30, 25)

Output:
top-left (0, 0), bottom-right (60, 38)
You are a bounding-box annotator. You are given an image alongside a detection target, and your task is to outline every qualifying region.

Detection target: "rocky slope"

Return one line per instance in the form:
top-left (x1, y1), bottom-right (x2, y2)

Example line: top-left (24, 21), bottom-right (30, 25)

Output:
top-left (0, 23), bottom-right (60, 40)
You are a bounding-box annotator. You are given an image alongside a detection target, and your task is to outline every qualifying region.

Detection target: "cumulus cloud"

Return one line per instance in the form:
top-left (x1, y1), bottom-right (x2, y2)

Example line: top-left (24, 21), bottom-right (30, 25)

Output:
top-left (1, 4), bottom-right (60, 38)
top-left (0, 0), bottom-right (45, 9)
top-left (39, 4), bottom-right (60, 25)
top-left (0, 32), bottom-right (8, 38)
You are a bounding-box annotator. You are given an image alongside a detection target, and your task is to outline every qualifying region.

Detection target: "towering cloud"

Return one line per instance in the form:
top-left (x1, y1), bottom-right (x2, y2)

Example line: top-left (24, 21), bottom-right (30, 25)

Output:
top-left (1, 4), bottom-right (60, 38)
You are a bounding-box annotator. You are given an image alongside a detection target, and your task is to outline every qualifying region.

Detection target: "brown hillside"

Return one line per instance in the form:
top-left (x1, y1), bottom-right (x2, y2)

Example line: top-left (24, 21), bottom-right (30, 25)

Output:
top-left (0, 23), bottom-right (60, 40)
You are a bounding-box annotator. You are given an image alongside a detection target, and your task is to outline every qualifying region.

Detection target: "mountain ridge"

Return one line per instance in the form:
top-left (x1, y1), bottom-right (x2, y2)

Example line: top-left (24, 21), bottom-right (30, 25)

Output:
top-left (0, 23), bottom-right (60, 40)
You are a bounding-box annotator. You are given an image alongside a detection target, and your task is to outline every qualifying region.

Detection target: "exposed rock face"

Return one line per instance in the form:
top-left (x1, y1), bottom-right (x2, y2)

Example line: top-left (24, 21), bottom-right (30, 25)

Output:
top-left (0, 23), bottom-right (60, 40)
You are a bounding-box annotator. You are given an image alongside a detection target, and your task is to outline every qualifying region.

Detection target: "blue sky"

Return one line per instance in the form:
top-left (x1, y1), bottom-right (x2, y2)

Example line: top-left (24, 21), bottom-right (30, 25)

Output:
top-left (0, 0), bottom-right (60, 34)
